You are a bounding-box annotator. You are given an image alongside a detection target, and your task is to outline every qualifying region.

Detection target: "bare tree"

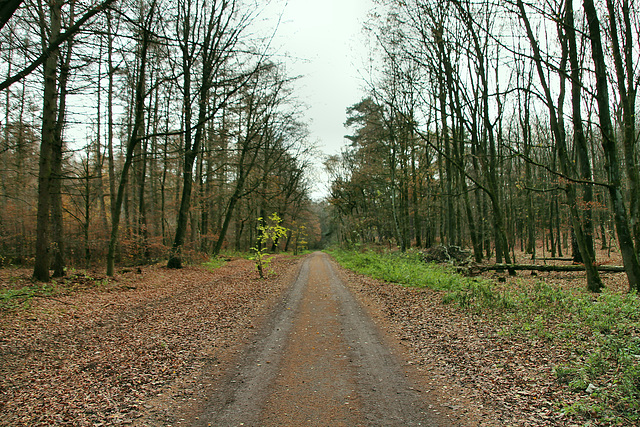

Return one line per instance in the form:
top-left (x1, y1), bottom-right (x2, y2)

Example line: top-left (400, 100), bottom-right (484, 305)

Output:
top-left (168, 0), bottom-right (249, 268)
top-left (582, 0), bottom-right (640, 290)
top-left (516, 0), bottom-right (602, 291)
top-left (106, 0), bottom-right (157, 276)
top-left (33, 0), bottom-right (62, 281)
top-left (211, 64), bottom-right (293, 256)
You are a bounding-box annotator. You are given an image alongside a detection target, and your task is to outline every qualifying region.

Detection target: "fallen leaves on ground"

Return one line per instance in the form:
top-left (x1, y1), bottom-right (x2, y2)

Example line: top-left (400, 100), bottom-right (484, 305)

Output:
top-left (1, 249), bottom-right (634, 426)
top-left (0, 256), bottom-right (299, 426)
top-left (337, 248), bottom-right (632, 427)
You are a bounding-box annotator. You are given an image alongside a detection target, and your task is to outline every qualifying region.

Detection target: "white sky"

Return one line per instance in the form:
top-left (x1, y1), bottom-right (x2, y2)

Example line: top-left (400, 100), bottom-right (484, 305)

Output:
top-left (259, 0), bottom-right (375, 197)
top-left (63, 0), bottom-right (375, 199)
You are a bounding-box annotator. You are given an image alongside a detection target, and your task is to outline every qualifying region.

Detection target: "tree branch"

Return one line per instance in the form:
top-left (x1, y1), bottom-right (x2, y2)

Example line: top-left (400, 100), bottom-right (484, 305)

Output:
top-left (0, 0), bottom-right (118, 91)
top-left (0, 0), bottom-right (22, 30)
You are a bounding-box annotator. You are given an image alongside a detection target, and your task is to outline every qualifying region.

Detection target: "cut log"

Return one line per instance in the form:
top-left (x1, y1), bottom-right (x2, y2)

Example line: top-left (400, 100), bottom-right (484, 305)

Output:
top-left (481, 264), bottom-right (625, 273)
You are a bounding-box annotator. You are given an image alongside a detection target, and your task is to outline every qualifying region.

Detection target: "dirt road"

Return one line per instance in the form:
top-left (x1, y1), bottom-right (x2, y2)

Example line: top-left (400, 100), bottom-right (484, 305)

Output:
top-left (196, 252), bottom-right (447, 426)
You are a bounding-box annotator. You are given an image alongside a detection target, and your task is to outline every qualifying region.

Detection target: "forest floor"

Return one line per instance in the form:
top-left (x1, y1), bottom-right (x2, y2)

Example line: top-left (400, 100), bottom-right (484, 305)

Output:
top-left (339, 247), bottom-right (633, 427)
top-left (0, 248), bottom-right (632, 426)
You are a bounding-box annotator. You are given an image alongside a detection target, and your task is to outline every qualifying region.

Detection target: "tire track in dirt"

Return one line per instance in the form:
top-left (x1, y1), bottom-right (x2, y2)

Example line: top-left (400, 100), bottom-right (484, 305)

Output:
top-left (196, 252), bottom-right (444, 426)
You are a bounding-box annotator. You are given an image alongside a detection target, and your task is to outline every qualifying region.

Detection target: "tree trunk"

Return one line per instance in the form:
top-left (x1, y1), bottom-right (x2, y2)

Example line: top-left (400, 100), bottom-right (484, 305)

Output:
top-left (518, 0), bottom-right (602, 291)
top-left (168, 13), bottom-right (194, 267)
top-left (51, 1), bottom-right (75, 277)
top-left (605, 0), bottom-right (640, 251)
top-left (96, 39), bottom-right (109, 233)
top-left (107, 7), bottom-right (153, 276)
top-left (583, 0), bottom-right (640, 290)
top-left (33, 0), bottom-right (62, 282)
top-left (520, 72), bottom-right (536, 257)
top-left (107, 9), bottom-right (117, 223)
top-left (567, 0), bottom-right (595, 263)
top-left (213, 191), bottom-right (241, 256)
top-left (411, 147), bottom-right (422, 249)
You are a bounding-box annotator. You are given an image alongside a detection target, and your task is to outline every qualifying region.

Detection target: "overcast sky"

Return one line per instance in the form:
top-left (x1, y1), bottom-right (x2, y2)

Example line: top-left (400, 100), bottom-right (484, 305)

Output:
top-left (259, 0), bottom-right (375, 197)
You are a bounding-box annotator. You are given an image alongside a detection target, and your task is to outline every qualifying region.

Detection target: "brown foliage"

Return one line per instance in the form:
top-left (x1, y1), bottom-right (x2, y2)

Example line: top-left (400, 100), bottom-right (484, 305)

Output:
top-left (0, 256), bottom-right (298, 425)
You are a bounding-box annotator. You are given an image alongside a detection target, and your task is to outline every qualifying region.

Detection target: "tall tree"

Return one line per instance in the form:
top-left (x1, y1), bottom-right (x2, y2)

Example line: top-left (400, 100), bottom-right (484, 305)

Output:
top-left (211, 64), bottom-right (291, 256)
top-left (566, 0), bottom-right (595, 263)
top-left (583, 0), bottom-right (640, 290)
top-left (604, 0), bottom-right (640, 250)
top-left (33, 0), bottom-right (62, 281)
top-left (50, 0), bottom-right (76, 278)
top-left (169, 0), bottom-right (249, 267)
top-left (106, 0), bottom-right (156, 276)
top-left (516, 0), bottom-right (602, 291)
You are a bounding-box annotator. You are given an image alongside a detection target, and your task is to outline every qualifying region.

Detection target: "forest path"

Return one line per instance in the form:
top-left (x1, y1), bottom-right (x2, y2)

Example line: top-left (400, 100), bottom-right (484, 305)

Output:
top-left (196, 251), bottom-right (445, 426)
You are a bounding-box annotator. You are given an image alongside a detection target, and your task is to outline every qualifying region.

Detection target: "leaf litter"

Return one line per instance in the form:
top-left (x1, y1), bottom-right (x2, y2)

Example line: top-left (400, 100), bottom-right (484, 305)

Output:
top-left (1, 250), bottom-right (636, 426)
top-left (336, 249), bottom-right (636, 427)
top-left (0, 257), bottom-right (297, 426)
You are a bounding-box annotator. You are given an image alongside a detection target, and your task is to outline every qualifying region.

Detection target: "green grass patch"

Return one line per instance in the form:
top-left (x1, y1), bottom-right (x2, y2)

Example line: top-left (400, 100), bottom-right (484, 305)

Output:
top-left (327, 248), bottom-right (640, 424)
top-left (0, 282), bottom-right (57, 311)
top-left (203, 257), bottom-right (228, 271)
top-left (218, 250), bottom-right (253, 260)
top-left (327, 248), bottom-right (476, 292)
top-left (557, 291), bottom-right (640, 423)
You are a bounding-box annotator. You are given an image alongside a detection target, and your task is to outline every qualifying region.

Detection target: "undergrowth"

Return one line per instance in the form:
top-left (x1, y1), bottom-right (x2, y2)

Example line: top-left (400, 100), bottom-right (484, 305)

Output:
top-left (327, 248), bottom-right (640, 424)
top-left (204, 249), bottom-right (309, 273)
top-left (0, 282), bottom-right (57, 310)
top-left (203, 257), bottom-right (227, 271)
top-left (1, 271), bottom-right (112, 311)
top-left (328, 248), bottom-right (472, 291)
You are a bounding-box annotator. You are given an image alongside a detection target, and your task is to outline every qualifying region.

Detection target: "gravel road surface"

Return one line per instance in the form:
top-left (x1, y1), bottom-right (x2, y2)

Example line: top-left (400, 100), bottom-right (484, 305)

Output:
top-left (196, 252), bottom-right (446, 426)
